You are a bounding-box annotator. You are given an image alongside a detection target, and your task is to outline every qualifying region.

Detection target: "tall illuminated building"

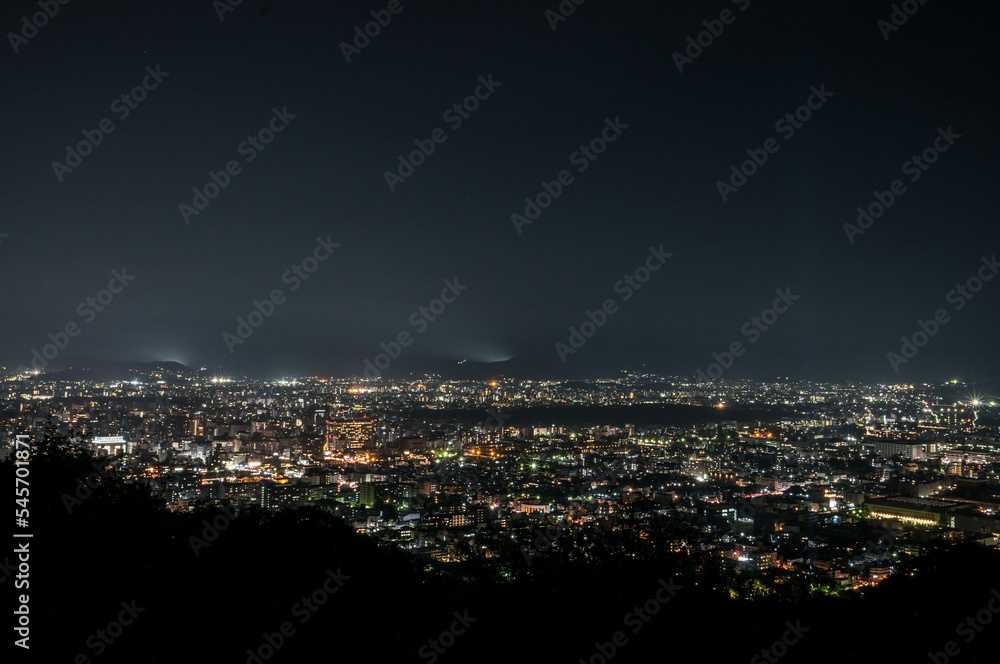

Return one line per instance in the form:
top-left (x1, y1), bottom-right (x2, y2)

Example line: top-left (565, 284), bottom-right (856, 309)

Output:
top-left (325, 418), bottom-right (375, 454)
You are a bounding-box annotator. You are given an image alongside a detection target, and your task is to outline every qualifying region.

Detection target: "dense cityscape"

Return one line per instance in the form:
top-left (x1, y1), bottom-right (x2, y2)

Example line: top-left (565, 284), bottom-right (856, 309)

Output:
top-left (5, 365), bottom-right (999, 596)
top-left (5, 1), bottom-right (999, 661)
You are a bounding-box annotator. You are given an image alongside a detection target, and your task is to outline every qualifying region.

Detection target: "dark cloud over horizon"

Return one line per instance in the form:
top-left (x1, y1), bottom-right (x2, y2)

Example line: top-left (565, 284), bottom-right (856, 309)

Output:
top-left (1, 0), bottom-right (998, 383)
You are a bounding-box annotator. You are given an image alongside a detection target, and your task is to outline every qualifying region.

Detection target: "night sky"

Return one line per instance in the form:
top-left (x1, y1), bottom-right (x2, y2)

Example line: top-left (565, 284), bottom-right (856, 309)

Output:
top-left (2, 0), bottom-right (997, 382)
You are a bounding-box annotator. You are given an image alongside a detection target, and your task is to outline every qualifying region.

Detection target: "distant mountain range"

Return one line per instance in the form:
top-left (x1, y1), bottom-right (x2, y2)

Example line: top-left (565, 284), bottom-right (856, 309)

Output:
top-left (24, 360), bottom-right (192, 382)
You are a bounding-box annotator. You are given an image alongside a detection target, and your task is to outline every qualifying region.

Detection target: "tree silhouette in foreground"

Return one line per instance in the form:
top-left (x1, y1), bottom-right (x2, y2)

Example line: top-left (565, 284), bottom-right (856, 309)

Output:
top-left (5, 434), bottom-right (1000, 663)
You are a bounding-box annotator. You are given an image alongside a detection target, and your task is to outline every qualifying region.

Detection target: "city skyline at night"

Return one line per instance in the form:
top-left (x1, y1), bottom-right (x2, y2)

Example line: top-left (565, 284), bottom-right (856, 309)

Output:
top-left (4, 1), bottom-right (1000, 662)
